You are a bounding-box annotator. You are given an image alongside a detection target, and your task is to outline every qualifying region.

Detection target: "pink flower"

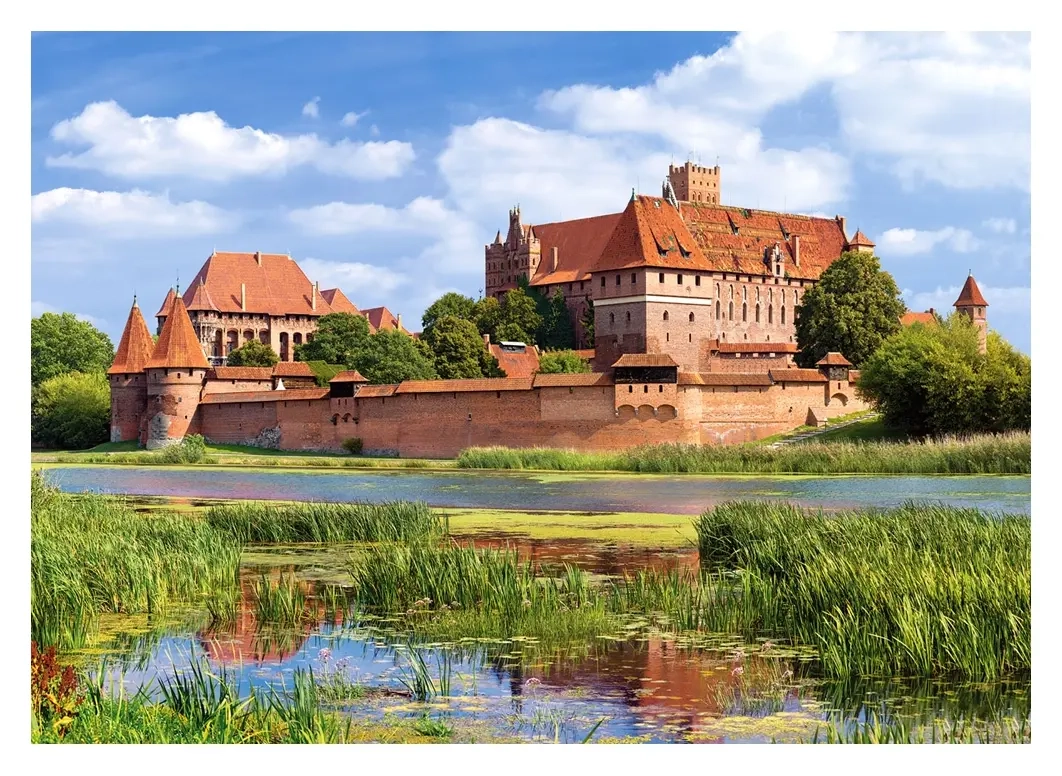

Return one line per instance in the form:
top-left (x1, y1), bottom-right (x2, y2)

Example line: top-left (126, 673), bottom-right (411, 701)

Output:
top-left (318, 648), bottom-right (332, 663)
top-left (731, 666), bottom-right (744, 677)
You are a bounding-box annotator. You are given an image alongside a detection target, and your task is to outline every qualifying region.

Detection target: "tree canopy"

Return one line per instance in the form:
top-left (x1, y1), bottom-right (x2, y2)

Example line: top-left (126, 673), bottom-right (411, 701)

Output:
top-left (293, 313), bottom-right (370, 365)
top-left (424, 315), bottom-right (504, 379)
top-left (495, 288), bottom-right (541, 344)
top-left (857, 313), bottom-right (1030, 436)
top-left (536, 290), bottom-right (576, 350)
top-left (350, 329), bottom-right (438, 384)
top-left (421, 293), bottom-right (477, 342)
top-left (31, 313), bottom-right (115, 387)
top-left (537, 350), bottom-right (592, 374)
top-left (225, 339), bottom-right (279, 367)
top-left (794, 251), bottom-right (906, 368)
top-left (32, 371), bottom-right (110, 450)
top-left (580, 299), bottom-right (595, 346)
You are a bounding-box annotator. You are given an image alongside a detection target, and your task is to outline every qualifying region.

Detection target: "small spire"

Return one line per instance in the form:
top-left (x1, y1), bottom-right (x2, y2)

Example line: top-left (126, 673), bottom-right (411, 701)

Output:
top-left (630, 187), bottom-right (636, 202)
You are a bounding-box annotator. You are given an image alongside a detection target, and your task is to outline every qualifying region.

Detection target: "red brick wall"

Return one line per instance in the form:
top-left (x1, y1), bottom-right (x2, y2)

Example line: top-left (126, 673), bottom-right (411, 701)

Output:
top-left (109, 374), bottom-right (147, 443)
top-left (203, 378), bottom-right (273, 395)
top-left (142, 368), bottom-right (207, 449)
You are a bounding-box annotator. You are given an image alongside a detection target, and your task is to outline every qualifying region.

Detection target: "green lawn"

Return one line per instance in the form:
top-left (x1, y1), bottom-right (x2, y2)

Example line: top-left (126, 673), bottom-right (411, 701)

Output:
top-left (805, 415), bottom-right (908, 443)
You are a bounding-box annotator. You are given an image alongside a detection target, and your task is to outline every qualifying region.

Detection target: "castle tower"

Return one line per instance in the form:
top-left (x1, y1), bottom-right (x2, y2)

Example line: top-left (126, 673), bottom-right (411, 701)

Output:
top-left (186, 277), bottom-right (222, 361)
top-left (953, 273), bottom-right (989, 354)
top-left (484, 205), bottom-right (541, 299)
top-left (106, 298), bottom-right (155, 443)
top-left (155, 287), bottom-right (176, 336)
top-left (142, 295), bottom-right (210, 449)
top-left (667, 161), bottom-right (721, 204)
top-left (846, 229), bottom-right (876, 254)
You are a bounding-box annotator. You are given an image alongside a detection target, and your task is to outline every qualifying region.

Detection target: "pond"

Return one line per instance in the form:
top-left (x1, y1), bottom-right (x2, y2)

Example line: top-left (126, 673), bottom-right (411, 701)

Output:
top-left (39, 466), bottom-right (1031, 515)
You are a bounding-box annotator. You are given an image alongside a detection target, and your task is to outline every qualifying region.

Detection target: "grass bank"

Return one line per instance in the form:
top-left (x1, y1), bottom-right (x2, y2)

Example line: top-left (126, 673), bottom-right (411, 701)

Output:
top-left (31, 473), bottom-right (241, 650)
top-left (457, 432), bottom-right (1030, 475)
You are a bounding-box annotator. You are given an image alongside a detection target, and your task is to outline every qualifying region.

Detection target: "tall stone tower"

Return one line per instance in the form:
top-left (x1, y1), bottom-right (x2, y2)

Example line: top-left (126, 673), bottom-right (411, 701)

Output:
top-left (155, 287), bottom-right (177, 336)
top-left (667, 161), bottom-right (721, 204)
top-left (142, 295), bottom-right (210, 449)
top-left (107, 298), bottom-right (155, 443)
top-left (484, 205), bottom-right (541, 299)
top-left (953, 274), bottom-right (989, 354)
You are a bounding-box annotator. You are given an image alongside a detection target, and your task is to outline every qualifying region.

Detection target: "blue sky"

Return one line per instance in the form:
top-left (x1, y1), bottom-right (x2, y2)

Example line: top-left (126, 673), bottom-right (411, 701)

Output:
top-left (30, 32), bottom-right (1031, 352)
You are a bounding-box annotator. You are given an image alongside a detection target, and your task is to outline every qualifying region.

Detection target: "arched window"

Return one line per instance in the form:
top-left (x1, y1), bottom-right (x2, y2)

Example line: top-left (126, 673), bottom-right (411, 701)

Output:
top-left (728, 301), bottom-right (734, 320)
top-left (742, 303), bottom-right (747, 322)
top-left (756, 304), bottom-right (761, 323)
top-left (609, 312), bottom-right (615, 326)
top-left (768, 305), bottom-right (774, 324)
top-left (781, 306), bottom-right (787, 325)
top-left (715, 301), bottom-right (721, 320)
top-left (663, 311), bottom-right (669, 321)
top-left (626, 311), bottom-right (631, 323)
top-left (688, 312), bottom-right (695, 323)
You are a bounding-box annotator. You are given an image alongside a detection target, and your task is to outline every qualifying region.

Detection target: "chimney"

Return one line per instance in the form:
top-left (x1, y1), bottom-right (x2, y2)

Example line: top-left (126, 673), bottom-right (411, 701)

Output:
top-left (837, 216), bottom-right (847, 240)
top-left (241, 283), bottom-right (246, 311)
top-left (793, 234), bottom-right (801, 268)
top-left (552, 246), bottom-right (559, 272)
top-left (312, 282), bottom-right (317, 312)
top-left (483, 333), bottom-right (491, 350)
top-left (255, 251), bottom-right (262, 266)
top-left (397, 313), bottom-right (402, 330)
top-left (929, 307), bottom-right (935, 316)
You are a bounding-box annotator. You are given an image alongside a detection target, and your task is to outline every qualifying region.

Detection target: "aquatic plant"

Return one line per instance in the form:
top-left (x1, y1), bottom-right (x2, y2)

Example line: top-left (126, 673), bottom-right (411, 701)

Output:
top-left (205, 499), bottom-right (446, 544)
top-left (251, 573), bottom-right (309, 625)
top-left (694, 501), bottom-right (1030, 680)
top-left (30, 473), bottom-right (242, 650)
top-left (805, 712), bottom-right (1030, 744)
top-left (456, 431), bottom-right (1030, 474)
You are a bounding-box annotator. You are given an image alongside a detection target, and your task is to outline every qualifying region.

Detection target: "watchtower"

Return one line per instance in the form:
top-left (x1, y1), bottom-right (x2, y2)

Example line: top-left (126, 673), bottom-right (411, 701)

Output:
top-left (953, 274), bottom-right (989, 354)
top-left (667, 161), bottom-right (721, 204)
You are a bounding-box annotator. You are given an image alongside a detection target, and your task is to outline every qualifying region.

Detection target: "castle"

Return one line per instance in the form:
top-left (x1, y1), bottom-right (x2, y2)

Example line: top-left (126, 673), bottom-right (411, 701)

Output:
top-left (106, 162), bottom-right (991, 456)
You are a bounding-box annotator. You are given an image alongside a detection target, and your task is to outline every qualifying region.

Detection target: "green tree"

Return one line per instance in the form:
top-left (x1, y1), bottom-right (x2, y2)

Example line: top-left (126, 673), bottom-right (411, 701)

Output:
top-left (425, 315), bottom-right (499, 379)
top-left (31, 313), bottom-right (115, 387)
top-left (537, 290), bottom-right (576, 350)
top-left (294, 313), bottom-right (370, 365)
top-left (858, 313), bottom-right (1030, 436)
top-left (537, 350), bottom-right (592, 374)
top-left (32, 371), bottom-right (110, 450)
top-left (473, 296), bottom-right (502, 339)
top-left (496, 288), bottom-right (542, 344)
top-left (794, 251), bottom-right (906, 367)
top-left (225, 339), bottom-right (279, 367)
top-left (351, 330), bottom-right (438, 384)
top-left (580, 299), bottom-right (595, 345)
top-left (421, 292), bottom-right (477, 341)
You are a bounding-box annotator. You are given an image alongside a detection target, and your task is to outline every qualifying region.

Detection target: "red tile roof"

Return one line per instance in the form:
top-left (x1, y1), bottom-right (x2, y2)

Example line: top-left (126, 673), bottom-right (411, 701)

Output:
top-left (155, 287), bottom-right (176, 318)
top-left (209, 366), bottom-right (274, 380)
top-left (769, 368), bottom-right (827, 383)
top-left (181, 252), bottom-right (344, 316)
top-left (816, 352), bottom-right (853, 367)
top-left (186, 279), bottom-right (220, 312)
top-left (679, 372), bottom-right (773, 386)
top-left (354, 384), bottom-right (398, 398)
top-left (394, 377), bottom-right (535, 394)
top-left (532, 372), bottom-right (613, 388)
top-left (714, 341), bottom-right (799, 354)
top-left (572, 349), bottom-right (595, 360)
top-left (612, 353), bottom-right (679, 368)
top-left (201, 388), bottom-right (329, 405)
top-left (146, 296), bottom-right (210, 370)
top-left (848, 229), bottom-right (875, 249)
top-left (361, 306), bottom-right (409, 334)
top-left (900, 311), bottom-right (937, 327)
top-left (954, 275), bottom-right (989, 307)
top-left (108, 300), bottom-right (156, 375)
top-left (330, 369), bottom-right (368, 383)
top-left (490, 343), bottom-right (540, 378)
top-left (272, 361), bottom-right (315, 377)
top-left (527, 213), bottom-right (624, 285)
top-left (319, 288), bottom-right (360, 315)
top-left (849, 370), bottom-right (861, 382)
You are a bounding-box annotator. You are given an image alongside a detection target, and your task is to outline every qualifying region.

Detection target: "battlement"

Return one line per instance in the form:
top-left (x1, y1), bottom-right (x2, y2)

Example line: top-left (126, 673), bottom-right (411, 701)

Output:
top-left (668, 160), bottom-right (721, 205)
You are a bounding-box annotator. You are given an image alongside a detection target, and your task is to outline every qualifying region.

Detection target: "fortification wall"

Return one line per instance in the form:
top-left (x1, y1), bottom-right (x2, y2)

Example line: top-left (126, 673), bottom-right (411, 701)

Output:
top-left (109, 374), bottom-right (148, 443)
top-left (142, 368), bottom-right (206, 449)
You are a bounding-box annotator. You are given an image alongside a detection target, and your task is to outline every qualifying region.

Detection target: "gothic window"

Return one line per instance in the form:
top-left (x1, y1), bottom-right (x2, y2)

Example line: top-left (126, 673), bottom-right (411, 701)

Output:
top-left (688, 312), bottom-right (695, 323)
top-left (728, 301), bottom-right (734, 320)
top-left (768, 305), bottom-right (774, 324)
top-left (716, 301), bottom-right (721, 320)
top-left (781, 306), bottom-right (787, 325)
top-left (663, 311), bottom-right (669, 321)
top-left (742, 303), bottom-right (747, 322)
top-left (609, 312), bottom-right (615, 326)
top-left (756, 304), bottom-right (761, 323)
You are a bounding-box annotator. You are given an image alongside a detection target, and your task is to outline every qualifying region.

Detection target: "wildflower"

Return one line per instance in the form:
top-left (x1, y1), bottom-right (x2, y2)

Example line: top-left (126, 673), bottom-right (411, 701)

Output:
top-left (336, 658), bottom-right (350, 671)
top-left (524, 677), bottom-right (541, 688)
top-left (731, 666), bottom-right (744, 677)
top-left (318, 648), bottom-right (332, 663)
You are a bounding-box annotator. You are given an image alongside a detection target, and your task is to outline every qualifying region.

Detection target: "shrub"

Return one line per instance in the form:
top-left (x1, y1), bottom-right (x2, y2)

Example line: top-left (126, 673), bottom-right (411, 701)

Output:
top-left (537, 350), bottom-right (591, 374)
top-left (31, 371), bottom-right (110, 450)
top-left (31, 642), bottom-right (83, 738)
top-left (342, 437), bottom-right (364, 455)
top-left (158, 434), bottom-right (207, 463)
top-left (224, 339), bottom-right (279, 367)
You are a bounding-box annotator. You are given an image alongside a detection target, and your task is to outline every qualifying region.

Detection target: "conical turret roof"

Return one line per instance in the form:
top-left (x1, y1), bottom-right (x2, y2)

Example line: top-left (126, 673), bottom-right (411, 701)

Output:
top-left (953, 274), bottom-right (989, 307)
top-left (848, 229), bottom-right (875, 248)
top-left (155, 287), bottom-right (177, 317)
top-left (107, 299), bottom-right (155, 375)
top-left (146, 295), bottom-right (210, 370)
top-left (186, 278), bottom-right (219, 312)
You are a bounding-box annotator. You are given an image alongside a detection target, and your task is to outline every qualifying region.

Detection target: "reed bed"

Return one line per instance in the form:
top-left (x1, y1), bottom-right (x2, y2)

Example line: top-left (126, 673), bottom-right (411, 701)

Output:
top-left (31, 473), bottom-right (242, 650)
top-left (694, 501), bottom-right (1030, 680)
top-left (204, 500), bottom-right (446, 544)
top-left (805, 714), bottom-right (1030, 744)
top-left (51, 451), bottom-right (441, 469)
top-left (457, 432), bottom-right (1030, 474)
top-left (251, 574), bottom-right (310, 625)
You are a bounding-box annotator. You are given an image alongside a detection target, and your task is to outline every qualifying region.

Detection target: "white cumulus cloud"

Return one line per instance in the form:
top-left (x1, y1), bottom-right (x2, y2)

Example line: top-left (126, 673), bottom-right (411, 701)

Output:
top-left (877, 226), bottom-right (980, 256)
top-left (31, 187), bottom-right (232, 237)
top-left (299, 258), bottom-right (406, 295)
top-left (341, 110), bottom-right (367, 127)
top-left (302, 97), bottom-right (321, 118)
top-left (46, 101), bottom-right (415, 181)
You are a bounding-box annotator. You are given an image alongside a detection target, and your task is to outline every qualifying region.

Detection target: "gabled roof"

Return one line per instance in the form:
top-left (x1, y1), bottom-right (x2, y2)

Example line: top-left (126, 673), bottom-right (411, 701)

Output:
top-left (329, 369), bottom-right (369, 383)
top-left (273, 361), bottom-right (315, 377)
top-left (361, 306), bottom-right (408, 334)
top-left (156, 287), bottom-right (176, 318)
top-left (490, 343), bottom-right (540, 378)
top-left (901, 311), bottom-right (937, 327)
top-left (209, 366), bottom-right (273, 380)
top-left (186, 279), bottom-right (220, 312)
top-left (108, 300), bottom-right (156, 375)
top-left (954, 275), bottom-right (989, 307)
top-left (181, 252), bottom-right (341, 316)
top-left (354, 384), bottom-right (398, 398)
top-left (394, 377), bottom-right (534, 394)
top-left (612, 353), bottom-right (679, 368)
top-left (319, 288), bottom-right (360, 315)
top-left (146, 296), bottom-right (210, 370)
top-left (527, 213), bottom-right (624, 285)
top-left (769, 368), bottom-right (827, 383)
top-left (815, 352), bottom-right (853, 367)
top-left (847, 229), bottom-right (875, 248)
